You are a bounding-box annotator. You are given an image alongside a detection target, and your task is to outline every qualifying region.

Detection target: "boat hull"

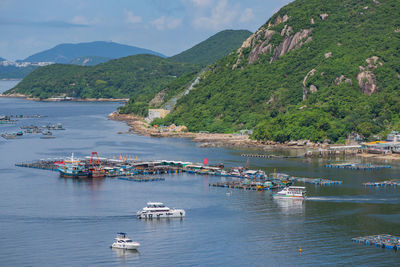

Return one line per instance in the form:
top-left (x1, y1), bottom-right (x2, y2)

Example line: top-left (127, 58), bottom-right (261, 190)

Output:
top-left (137, 209), bottom-right (185, 219)
top-left (273, 194), bottom-right (306, 199)
top-left (111, 242), bottom-right (140, 250)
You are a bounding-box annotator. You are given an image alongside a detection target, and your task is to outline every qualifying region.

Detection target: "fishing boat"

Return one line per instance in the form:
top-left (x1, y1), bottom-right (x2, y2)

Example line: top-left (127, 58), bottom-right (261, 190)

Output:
top-left (111, 233), bottom-right (140, 250)
top-left (273, 186), bottom-right (306, 199)
top-left (136, 202), bottom-right (185, 219)
top-left (57, 153), bottom-right (89, 178)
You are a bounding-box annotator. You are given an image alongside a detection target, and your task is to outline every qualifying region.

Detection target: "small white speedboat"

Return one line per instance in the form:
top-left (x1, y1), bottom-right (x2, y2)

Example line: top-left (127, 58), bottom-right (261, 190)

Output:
top-left (111, 233), bottom-right (140, 250)
top-left (137, 202), bottom-right (185, 219)
top-left (273, 186), bottom-right (306, 199)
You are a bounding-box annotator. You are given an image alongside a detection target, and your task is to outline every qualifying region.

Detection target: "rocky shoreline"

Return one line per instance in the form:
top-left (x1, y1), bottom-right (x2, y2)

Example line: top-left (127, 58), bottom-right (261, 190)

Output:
top-left (108, 112), bottom-right (400, 162)
top-left (108, 112), bottom-right (326, 151)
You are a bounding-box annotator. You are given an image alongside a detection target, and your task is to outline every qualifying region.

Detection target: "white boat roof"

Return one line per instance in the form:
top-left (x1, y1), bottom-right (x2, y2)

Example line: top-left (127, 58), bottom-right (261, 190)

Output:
top-left (147, 202), bottom-right (164, 205)
top-left (288, 186), bottom-right (306, 189)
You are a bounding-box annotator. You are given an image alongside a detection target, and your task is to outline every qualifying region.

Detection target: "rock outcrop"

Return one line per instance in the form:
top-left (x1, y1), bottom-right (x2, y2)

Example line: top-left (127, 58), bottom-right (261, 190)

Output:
top-left (335, 75), bottom-right (353, 86)
top-left (309, 85), bottom-right (318, 93)
top-left (356, 56), bottom-right (382, 95)
top-left (324, 52), bottom-right (332, 59)
top-left (149, 87), bottom-right (168, 107)
top-left (319, 13), bottom-right (329, 20)
top-left (233, 13), bottom-right (313, 68)
top-left (302, 68), bottom-right (316, 100)
top-left (271, 29), bottom-right (312, 62)
top-left (248, 30), bottom-right (275, 64)
top-left (357, 71), bottom-right (377, 95)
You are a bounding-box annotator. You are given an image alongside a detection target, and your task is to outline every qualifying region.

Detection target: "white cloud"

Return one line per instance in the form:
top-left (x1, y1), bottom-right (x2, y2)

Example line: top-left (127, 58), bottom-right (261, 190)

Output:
top-left (151, 16), bottom-right (182, 30)
top-left (124, 10), bottom-right (142, 24)
top-left (193, 0), bottom-right (238, 30)
top-left (190, 0), bottom-right (213, 7)
top-left (70, 16), bottom-right (100, 26)
top-left (239, 8), bottom-right (254, 23)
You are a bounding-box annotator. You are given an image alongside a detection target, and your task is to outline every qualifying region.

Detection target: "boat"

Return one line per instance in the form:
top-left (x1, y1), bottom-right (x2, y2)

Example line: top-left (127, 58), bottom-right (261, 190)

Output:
top-left (57, 153), bottom-right (89, 178)
top-left (111, 233), bottom-right (140, 250)
top-left (273, 186), bottom-right (306, 199)
top-left (136, 202), bottom-right (185, 219)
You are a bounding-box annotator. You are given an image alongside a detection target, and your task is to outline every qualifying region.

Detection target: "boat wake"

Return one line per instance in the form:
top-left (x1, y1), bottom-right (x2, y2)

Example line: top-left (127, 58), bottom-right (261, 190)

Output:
top-left (306, 196), bottom-right (400, 204)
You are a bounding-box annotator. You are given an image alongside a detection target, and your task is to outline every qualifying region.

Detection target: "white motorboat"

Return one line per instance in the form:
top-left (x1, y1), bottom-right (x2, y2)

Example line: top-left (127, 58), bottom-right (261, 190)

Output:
top-left (136, 202), bottom-right (185, 219)
top-left (273, 186), bottom-right (306, 199)
top-left (111, 233), bottom-right (140, 250)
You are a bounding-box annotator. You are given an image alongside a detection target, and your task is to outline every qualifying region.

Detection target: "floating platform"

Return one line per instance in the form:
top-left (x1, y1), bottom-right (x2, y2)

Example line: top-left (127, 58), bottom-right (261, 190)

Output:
top-left (325, 163), bottom-right (391, 170)
top-left (241, 154), bottom-right (302, 159)
top-left (15, 161), bottom-right (59, 171)
top-left (352, 234), bottom-right (400, 250)
top-left (209, 181), bottom-right (278, 191)
top-left (118, 177), bottom-right (165, 182)
top-left (363, 180), bottom-right (400, 187)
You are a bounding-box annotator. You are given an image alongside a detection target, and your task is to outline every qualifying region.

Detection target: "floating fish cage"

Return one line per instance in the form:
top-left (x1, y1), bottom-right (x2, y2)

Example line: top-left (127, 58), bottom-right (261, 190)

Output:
top-left (118, 177), bottom-right (165, 182)
top-left (363, 180), bottom-right (400, 187)
top-left (352, 234), bottom-right (400, 250)
top-left (325, 163), bottom-right (391, 170)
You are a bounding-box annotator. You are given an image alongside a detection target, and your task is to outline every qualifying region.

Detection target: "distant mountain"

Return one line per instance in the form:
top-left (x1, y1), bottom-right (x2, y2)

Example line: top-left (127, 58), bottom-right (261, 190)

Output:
top-left (23, 41), bottom-right (166, 63)
top-left (69, 56), bottom-right (111, 66)
top-left (0, 57), bottom-right (6, 61)
top-left (169, 30), bottom-right (252, 66)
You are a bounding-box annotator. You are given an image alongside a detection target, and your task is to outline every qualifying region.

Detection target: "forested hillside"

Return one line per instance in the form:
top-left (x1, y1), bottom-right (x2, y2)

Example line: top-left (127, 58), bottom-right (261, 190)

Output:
top-left (169, 30), bottom-right (252, 66)
top-left (158, 0), bottom-right (400, 143)
top-left (6, 55), bottom-right (198, 102)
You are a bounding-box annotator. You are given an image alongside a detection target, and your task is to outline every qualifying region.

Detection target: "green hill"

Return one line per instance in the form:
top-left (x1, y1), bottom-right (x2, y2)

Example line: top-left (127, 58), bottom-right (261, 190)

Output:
top-left (157, 0), bottom-right (400, 142)
top-left (169, 30), bottom-right (252, 66)
top-left (5, 55), bottom-right (197, 108)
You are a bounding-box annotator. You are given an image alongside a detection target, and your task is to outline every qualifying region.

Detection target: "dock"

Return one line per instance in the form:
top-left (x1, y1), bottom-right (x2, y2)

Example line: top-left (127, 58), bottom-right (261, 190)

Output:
top-left (352, 234), bottom-right (400, 250)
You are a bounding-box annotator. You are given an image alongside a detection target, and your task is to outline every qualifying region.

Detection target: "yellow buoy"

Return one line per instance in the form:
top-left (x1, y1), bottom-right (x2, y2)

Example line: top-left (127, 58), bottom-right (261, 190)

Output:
top-left (298, 248), bottom-right (302, 253)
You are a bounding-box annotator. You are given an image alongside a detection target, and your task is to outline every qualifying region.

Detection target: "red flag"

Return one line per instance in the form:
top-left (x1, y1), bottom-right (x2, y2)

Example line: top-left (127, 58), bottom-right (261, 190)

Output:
top-left (204, 158), bottom-right (208, 165)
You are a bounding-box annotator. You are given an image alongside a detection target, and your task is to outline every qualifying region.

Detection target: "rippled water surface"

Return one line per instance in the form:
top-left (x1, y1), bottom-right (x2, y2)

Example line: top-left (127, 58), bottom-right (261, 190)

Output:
top-left (1, 81), bottom-right (400, 266)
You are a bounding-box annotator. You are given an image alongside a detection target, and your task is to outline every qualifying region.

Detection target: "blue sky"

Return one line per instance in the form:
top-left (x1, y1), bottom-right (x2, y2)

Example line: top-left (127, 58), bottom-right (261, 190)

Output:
top-left (0, 0), bottom-right (292, 61)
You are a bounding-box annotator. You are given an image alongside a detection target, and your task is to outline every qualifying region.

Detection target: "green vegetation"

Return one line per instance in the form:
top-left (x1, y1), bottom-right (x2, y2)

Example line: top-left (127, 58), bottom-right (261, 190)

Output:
top-left (169, 30), bottom-right (252, 66)
top-left (6, 54), bottom-right (198, 103)
top-left (159, 0), bottom-right (400, 142)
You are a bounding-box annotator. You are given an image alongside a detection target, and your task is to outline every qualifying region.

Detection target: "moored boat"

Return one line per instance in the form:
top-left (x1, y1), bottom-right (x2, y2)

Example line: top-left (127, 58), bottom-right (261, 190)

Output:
top-left (57, 153), bottom-right (89, 178)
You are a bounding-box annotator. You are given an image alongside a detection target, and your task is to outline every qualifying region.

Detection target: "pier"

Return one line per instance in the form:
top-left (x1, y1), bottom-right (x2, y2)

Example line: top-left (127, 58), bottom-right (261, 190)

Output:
top-left (352, 235), bottom-right (400, 250)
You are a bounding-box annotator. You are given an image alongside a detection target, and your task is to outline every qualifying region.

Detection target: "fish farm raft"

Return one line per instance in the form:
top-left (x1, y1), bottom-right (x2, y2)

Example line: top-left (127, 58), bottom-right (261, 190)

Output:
top-left (14, 152), bottom-right (344, 190)
top-left (324, 163), bottom-right (391, 170)
top-left (352, 235), bottom-right (400, 250)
